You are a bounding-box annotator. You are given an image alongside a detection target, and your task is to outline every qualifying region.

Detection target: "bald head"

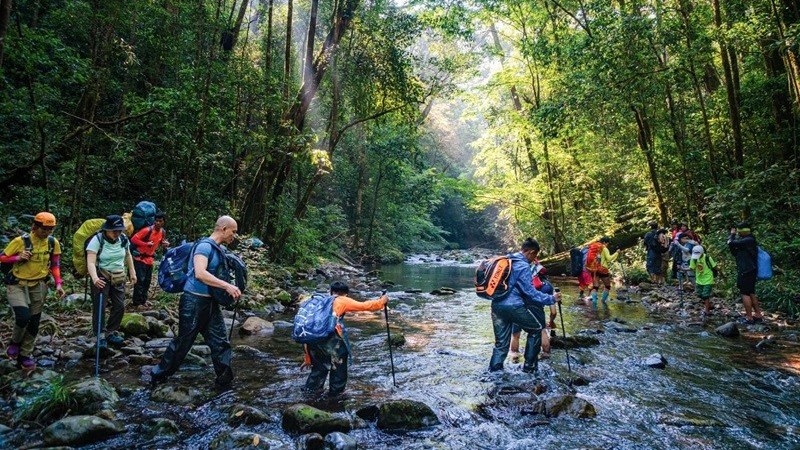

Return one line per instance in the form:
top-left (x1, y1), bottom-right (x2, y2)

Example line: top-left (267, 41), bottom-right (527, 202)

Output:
top-left (215, 215), bottom-right (237, 231)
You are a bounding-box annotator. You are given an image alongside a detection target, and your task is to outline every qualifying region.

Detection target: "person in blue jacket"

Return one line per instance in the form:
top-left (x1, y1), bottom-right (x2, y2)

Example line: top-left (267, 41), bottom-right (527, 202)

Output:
top-left (489, 238), bottom-right (561, 374)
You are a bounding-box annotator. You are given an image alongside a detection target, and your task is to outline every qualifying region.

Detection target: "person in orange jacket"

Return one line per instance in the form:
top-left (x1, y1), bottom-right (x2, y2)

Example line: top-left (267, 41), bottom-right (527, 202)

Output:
top-left (301, 281), bottom-right (388, 396)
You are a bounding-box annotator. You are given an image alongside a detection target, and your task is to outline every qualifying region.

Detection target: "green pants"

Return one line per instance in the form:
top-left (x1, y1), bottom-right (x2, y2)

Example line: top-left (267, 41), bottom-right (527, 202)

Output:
top-left (7, 280), bottom-right (47, 357)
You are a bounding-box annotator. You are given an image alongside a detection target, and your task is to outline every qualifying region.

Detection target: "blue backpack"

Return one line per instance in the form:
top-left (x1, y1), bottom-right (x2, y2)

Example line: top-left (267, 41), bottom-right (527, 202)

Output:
top-left (757, 246), bottom-right (773, 281)
top-left (158, 241), bottom-right (198, 293)
top-left (292, 294), bottom-right (339, 344)
top-left (132, 201), bottom-right (157, 231)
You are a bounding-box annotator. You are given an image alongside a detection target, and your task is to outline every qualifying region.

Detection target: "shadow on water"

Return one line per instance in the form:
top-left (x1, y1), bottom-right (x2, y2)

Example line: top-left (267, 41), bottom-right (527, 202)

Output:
top-left (90, 261), bottom-right (799, 449)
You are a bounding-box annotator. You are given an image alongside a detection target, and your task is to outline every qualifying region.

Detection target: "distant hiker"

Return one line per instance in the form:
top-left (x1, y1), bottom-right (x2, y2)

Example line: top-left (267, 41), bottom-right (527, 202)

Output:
top-left (728, 223), bottom-right (763, 324)
top-left (298, 282), bottom-right (389, 396)
top-left (689, 245), bottom-right (717, 317)
top-left (509, 259), bottom-right (557, 361)
top-left (657, 228), bottom-right (672, 284)
top-left (643, 221), bottom-right (665, 283)
top-left (86, 215), bottom-right (137, 349)
top-left (586, 237), bottom-right (618, 304)
top-left (674, 232), bottom-right (698, 290)
top-left (131, 210), bottom-right (170, 310)
top-left (489, 238), bottom-right (560, 374)
top-left (670, 219), bottom-right (680, 241)
top-left (150, 216), bottom-right (242, 388)
top-left (1, 212), bottom-right (64, 370)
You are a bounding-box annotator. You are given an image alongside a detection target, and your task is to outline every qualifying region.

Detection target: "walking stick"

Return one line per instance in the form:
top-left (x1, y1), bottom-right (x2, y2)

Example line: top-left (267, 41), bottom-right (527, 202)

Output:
top-left (555, 288), bottom-right (572, 382)
top-left (381, 290), bottom-right (397, 387)
top-left (228, 302), bottom-right (238, 341)
top-left (95, 291), bottom-right (104, 377)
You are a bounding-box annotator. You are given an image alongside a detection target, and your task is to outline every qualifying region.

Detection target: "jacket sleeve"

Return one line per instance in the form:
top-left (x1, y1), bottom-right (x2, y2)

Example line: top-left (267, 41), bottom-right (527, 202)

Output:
top-left (333, 295), bottom-right (387, 316)
top-left (514, 261), bottom-right (555, 306)
top-left (131, 227), bottom-right (149, 247)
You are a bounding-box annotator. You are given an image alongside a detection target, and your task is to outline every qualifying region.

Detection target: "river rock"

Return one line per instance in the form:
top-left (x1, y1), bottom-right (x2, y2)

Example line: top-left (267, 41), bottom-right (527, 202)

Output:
top-left (240, 317), bottom-right (274, 336)
top-left (430, 287), bottom-right (456, 296)
top-left (282, 404), bottom-right (351, 435)
top-left (146, 316), bottom-right (170, 337)
top-left (209, 431), bottom-right (286, 450)
top-left (298, 433), bottom-right (324, 450)
top-left (659, 413), bottom-right (725, 427)
top-left (145, 337), bottom-right (174, 349)
top-left (715, 322), bottom-right (739, 338)
top-left (355, 405), bottom-right (379, 421)
top-left (229, 403), bottom-right (271, 426)
top-left (234, 345), bottom-right (269, 358)
top-left (390, 333), bottom-right (406, 347)
top-left (192, 345), bottom-right (212, 356)
top-left (550, 335), bottom-right (600, 349)
top-left (43, 415), bottom-right (124, 446)
top-left (638, 282), bottom-right (654, 291)
top-left (144, 417), bottom-right (181, 440)
top-left (531, 394), bottom-right (596, 418)
top-left (376, 400), bottom-right (440, 431)
top-left (404, 289), bottom-right (423, 294)
top-left (63, 293), bottom-right (91, 306)
top-left (274, 289), bottom-right (293, 306)
top-left (644, 353), bottom-right (667, 369)
top-left (151, 384), bottom-right (205, 405)
top-left (324, 432), bottom-right (357, 450)
top-left (68, 377), bottom-right (120, 414)
top-left (121, 313), bottom-right (150, 336)
top-left (604, 320), bottom-right (637, 333)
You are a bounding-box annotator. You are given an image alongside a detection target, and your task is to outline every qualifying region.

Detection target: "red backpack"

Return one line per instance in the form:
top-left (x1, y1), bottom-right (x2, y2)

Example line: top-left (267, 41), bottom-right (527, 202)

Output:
top-left (585, 242), bottom-right (607, 274)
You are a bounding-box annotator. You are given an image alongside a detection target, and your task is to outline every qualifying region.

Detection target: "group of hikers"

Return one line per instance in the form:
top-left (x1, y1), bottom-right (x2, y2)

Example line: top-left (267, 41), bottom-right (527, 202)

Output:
top-left (642, 219), bottom-right (766, 323)
top-left (0, 209), bottom-right (771, 396)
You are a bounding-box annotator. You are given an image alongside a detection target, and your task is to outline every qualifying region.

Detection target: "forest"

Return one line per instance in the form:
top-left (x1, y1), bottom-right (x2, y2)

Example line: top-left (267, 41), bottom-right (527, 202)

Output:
top-left (1, 0), bottom-right (799, 313)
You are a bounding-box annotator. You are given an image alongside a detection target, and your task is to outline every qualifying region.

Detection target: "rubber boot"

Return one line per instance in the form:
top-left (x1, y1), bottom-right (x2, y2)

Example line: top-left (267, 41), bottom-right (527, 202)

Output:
top-left (591, 291), bottom-right (598, 305)
top-left (601, 290), bottom-right (609, 304)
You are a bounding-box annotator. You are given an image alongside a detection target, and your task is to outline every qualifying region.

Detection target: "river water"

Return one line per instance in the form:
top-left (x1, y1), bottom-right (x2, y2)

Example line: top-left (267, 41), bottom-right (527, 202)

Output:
top-left (97, 258), bottom-right (800, 449)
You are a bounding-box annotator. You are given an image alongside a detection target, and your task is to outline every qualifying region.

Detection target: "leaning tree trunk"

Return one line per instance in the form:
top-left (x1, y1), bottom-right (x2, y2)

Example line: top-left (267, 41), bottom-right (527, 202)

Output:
top-left (540, 228), bottom-right (648, 276)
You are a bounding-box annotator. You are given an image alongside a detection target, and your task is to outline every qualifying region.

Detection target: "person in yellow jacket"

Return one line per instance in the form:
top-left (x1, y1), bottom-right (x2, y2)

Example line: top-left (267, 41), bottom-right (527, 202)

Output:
top-left (587, 236), bottom-right (619, 304)
top-left (1, 212), bottom-right (65, 370)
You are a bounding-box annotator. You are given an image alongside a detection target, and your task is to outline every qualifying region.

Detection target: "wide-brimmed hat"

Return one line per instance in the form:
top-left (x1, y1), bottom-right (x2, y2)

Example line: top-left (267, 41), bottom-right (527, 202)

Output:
top-left (691, 245), bottom-right (704, 260)
top-left (101, 215), bottom-right (126, 231)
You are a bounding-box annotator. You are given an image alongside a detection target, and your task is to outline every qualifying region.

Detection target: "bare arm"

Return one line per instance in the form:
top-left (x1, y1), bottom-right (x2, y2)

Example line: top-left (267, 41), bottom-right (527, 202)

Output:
top-left (193, 253), bottom-right (241, 299)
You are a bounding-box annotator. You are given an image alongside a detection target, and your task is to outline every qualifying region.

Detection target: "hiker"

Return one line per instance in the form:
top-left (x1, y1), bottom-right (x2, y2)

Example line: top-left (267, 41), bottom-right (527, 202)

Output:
top-left (586, 237), bottom-right (618, 304)
top-left (489, 238), bottom-right (560, 374)
top-left (689, 245), bottom-right (717, 317)
top-left (1, 212), bottom-right (64, 370)
top-left (510, 259), bottom-right (557, 361)
top-left (674, 232), bottom-right (698, 290)
top-left (86, 215), bottom-right (137, 349)
top-left (150, 216), bottom-right (241, 388)
top-left (643, 221), bottom-right (663, 283)
top-left (657, 228), bottom-right (672, 284)
top-left (728, 223), bottom-right (763, 324)
top-left (131, 210), bottom-right (170, 310)
top-left (300, 282), bottom-right (389, 396)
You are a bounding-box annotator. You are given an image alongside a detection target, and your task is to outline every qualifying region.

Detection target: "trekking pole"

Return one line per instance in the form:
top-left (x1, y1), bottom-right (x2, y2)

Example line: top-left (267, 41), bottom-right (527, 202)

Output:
top-left (228, 302), bottom-right (238, 341)
top-left (677, 271), bottom-right (684, 304)
top-left (381, 289), bottom-right (397, 387)
top-left (555, 288), bottom-right (572, 382)
top-left (95, 291), bottom-right (104, 377)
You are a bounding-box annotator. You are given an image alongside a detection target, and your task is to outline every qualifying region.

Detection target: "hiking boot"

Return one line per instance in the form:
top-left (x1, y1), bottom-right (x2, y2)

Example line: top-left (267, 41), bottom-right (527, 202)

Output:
top-left (107, 333), bottom-right (125, 346)
top-left (522, 365), bottom-right (538, 374)
top-left (6, 342), bottom-right (20, 360)
top-left (149, 372), bottom-right (167, 388)
top-left (17, 355), bottom-right (36, 371)
top-left (738, 317), bottom-right (755, 325)
top-left (98, 338), bottom-right (108, 350)
top-left (215, 367), bottom-right (234, 389)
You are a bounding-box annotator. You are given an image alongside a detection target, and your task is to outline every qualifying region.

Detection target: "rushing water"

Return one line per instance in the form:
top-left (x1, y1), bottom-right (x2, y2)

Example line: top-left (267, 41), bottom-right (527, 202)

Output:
top-left (92, 258), bottom-right (799, 449)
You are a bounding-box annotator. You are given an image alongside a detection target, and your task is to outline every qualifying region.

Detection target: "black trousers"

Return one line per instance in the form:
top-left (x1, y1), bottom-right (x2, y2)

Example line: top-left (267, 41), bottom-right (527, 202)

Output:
top-left (91, 281), bottom-right (125, 335)
top-left (304, 335), bottom-right (349, 395)
top-left (132, 260), bottom-right (153, 306)
top-left (151, 291), bottom-right (232, 383)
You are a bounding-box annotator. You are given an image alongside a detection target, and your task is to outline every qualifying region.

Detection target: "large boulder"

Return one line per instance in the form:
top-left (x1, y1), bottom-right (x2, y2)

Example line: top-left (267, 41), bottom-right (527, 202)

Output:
top-left (531, 394), bottom-right (596, 419)
top-left (43, 415), bottom-right (124, 446)
top-left (67, 377), bottom-right (120, 414)
top-left (716, 322), bottom-right (739, 338)
top-left (281, 404), bottom-right (351, 435)
top-left (151, 384), bottom-right (205, 406)
top-left (120, 313), bottom-right (150, 336)
top-left (324, 432), bottom-right (357, 450)
top-left (239, 317), bottom-right (275, 336)
top-left (376, 400), bottom-right (440, 431)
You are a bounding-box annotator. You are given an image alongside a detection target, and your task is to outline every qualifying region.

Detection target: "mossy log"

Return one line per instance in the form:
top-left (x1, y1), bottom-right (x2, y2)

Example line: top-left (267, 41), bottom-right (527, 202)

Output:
top-left (540, 228), bottom-right (647, 276)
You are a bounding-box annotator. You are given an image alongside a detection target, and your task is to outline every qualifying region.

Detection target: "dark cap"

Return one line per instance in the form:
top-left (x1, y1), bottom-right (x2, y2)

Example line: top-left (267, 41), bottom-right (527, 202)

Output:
top-left (737, 221), bottom-right (750, 229)
top-left (599, 236), bottom-right (611, 244)
top-left (101, 215), bottom-right (126, 231)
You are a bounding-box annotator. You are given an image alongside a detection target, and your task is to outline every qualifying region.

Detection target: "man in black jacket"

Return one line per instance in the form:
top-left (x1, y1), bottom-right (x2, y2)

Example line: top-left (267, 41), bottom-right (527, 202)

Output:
top-left (728, 222), bottom-right (763, 324)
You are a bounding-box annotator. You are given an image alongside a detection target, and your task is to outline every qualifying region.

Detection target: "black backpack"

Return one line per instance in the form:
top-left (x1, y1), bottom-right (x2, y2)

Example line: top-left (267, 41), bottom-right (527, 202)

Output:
top-left (2, 234), bottom-right (55, 285)
top-left (205, 239), bottom-right (248, 307)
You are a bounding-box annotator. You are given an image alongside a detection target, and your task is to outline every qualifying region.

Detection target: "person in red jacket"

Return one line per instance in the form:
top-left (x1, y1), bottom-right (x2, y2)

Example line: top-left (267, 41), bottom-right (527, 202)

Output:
top-left (131, 211), bottom-right (170, 309)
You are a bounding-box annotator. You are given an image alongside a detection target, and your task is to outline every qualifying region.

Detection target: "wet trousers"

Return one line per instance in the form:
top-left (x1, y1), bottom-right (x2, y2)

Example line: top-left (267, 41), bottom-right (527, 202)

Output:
top-left (304, 335), bottom-right (350, 395)
top-left (490, 302), bottom-right (545, 373)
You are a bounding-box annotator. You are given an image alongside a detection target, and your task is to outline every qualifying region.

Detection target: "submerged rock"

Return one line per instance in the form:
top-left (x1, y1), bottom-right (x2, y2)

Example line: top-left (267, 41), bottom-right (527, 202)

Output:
top-left (229, 403), bottom-right (271, 426)
top-left (389, 333), bottom-right (406, 347)
top-left (643, 353), bottom-right (667, 369)
top-left (324, 431), bottom-right (357, 450)
top-left (376, 400), bottom-right (440, 431)
top-left (209, 430), bottom-right (286, 450)
top-left (355, 405), bottom-right (379, 421)
top-left (531, 394), bottom-right (596, 419)
top-left (659, 413), bottom-right (726, 427)
top-left (43, 415), bottom-right (124, 446)
top-left (297, 433), bottom-right (325, 450)
top-left (281, 404), bottom-right (351, 435)
top-left (716, 322), bottom-right (739, 338)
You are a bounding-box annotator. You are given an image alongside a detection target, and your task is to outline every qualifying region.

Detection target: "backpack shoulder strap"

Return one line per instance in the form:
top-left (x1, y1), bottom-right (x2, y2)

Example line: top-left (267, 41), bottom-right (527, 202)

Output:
top-left (47, 235), bottom-right (55, 256)
top-left (21, 233), bottom-right (32, 251)
top-left (143, 226), bottom-right (154, 242)
top-left (94, 232), bottom-right (106, 259)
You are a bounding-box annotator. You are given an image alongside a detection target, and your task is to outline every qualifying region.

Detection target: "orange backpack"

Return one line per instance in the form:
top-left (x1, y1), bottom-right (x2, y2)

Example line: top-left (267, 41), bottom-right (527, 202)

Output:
top-left (475, 256), bottom-right (513, 300)
top-left (585, 242), bottom-right (607, 274)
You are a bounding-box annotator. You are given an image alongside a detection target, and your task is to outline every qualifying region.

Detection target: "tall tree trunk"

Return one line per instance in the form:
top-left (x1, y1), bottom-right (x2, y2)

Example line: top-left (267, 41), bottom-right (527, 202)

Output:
top-left (632, 106), bottom-right (668, 223)
top-left (282, 0), bottom-right (293, 107)
top-left (712, 0), bottom-right (744, 174)
top-left (304, 0), bottom-right (318, 84)
top-left (0, 0), bottom-right (10, 68)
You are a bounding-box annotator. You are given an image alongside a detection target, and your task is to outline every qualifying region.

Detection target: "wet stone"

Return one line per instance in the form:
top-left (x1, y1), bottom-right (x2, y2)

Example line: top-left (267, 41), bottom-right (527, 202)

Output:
top-left (531, 394), bottom-right (597, 419)
top-left (144, 417), bottom-right (180, 441)
top-left (659, 413), bottom-right (726, 427)
top-left (377, 400), bottom-right (440, 431)
top-left (297, 433), bottom-right (325, 450)
top-left (644, 353), bottom-right (667, 369)
top-left (282, 404), bottom-right (351, 435)
top-left (324, 431), bottom-right (357, 450)
top-left (43, 415), bottom-right (124, 446)
top-left (355, 405), bottom-right (379, 421)
top-left (240, 316), bottom-right (275, 336)
top-left (229, 403), bottom-right (271, 426)
top-left (151, 384), bottom-right (205, 406)
top-left (67, 377), bottom-right (120, 414)
top-left (550, 335), bottom-right (600, 349)
top-left (209, 431), bottom-right (287, 450)
top-left (715, 322), bottom-right (739, 338)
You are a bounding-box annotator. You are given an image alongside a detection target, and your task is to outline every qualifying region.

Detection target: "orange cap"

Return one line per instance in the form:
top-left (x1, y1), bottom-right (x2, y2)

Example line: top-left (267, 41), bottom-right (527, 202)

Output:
top-left (34, 212), bottom-right (57, 227)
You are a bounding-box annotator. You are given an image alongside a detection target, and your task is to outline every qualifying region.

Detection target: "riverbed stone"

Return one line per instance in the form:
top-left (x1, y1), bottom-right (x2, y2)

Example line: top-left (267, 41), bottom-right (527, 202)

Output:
top-left (146, 316), bottom-right (170, 337)
top-left (281, 404), bottom-right (351, 435)
top-left (151, 384), bottom-right (205, 405)
top-left (144, 417), bottom-right (181, 440)
top-left (659, 413), bottom-right (726, 427)
top-left (550, 335), bottom-right (600, 349)
top-left (716, 322), bottom-right (739, 338)
top-left (430, 287), bottom-right (456, 296)
top-left (376, 400), bottom-right (440, 431)
top-left (355, 404), bottom-right (379, 421)
top-left (209, 430), bottom-right (286, 450)
top-left (240, 317), bottom-right (274, 336)
top-left (324, 432), bottom-right (357, 450)
top-left (43, 415), bottom-right (124, 446)
top-left (644, 353), bottom-right (667, 369)
top-left (67, 377), bottom-right (120, 414)
top-left (145, 337), bottom-right (174, 349)
top-left (297, 433), bottom-right (324, 450)
top-left (229, 403), bottom-right (271, 426)
top-left (390, 333), bottom-right (406, 347)
top-left (120, 313), bottom-right (150, 336)
top-left (531, 394), bottom-right (596, 418)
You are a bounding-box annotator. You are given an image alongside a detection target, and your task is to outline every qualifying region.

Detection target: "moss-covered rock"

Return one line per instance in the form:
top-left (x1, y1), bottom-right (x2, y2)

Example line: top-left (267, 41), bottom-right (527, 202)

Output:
top-left (531, 394), bottom-right (596, 419)
top-left (144, 417), bottom-right (181, 440)
top-left (43, 415), bottom-right (124, 446)
top-left (67, 377), bottom-right (120, 414)
top-left (120, 313), bottom-right (150, 336)
top-left (209, 430), bottom-right (286, 449)
top-left (151, 384), bottom-right (205, 406)
top-left (281, 403), bottom-right (351, 435)
top-left (228, 403), bottom-right (271, 426)
top-left (377, 400), bottom-right (440, 431)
